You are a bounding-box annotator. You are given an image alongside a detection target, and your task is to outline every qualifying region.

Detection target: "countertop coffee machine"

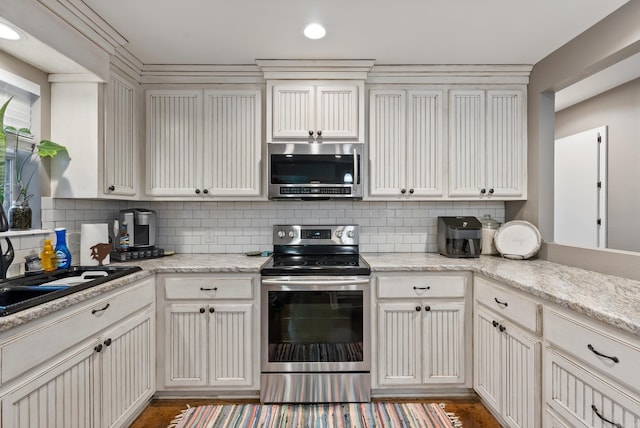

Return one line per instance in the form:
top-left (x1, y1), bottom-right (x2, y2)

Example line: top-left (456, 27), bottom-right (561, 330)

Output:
top-left (120, 208), bottom-right (157, 249)
top-left (437, 216), bottom-right (482, 258)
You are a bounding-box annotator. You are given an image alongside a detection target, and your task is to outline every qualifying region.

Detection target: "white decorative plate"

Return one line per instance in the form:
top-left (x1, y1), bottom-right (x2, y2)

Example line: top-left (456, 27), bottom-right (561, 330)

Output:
top-left (494, 220), bottom-right (542, 260)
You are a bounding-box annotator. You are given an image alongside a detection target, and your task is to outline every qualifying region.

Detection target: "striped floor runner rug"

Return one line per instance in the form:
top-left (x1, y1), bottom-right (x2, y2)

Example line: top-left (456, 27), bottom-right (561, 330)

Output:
top-left (168, 402), bottom-right (462, 428)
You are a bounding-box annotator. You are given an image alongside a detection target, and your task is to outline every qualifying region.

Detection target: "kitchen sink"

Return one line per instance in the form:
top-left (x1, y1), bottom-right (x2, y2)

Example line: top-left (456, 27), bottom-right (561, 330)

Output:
top-left (0, 265), bottom-right (142, 317)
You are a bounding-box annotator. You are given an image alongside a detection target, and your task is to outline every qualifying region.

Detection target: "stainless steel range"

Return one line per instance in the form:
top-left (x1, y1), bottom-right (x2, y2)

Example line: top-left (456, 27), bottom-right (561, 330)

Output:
top-left (260, 224), bottom-right (371, 403)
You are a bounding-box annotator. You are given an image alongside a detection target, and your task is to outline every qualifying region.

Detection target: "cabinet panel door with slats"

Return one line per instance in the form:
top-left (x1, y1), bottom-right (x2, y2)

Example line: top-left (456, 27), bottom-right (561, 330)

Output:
top-left (422, 301), bottom-right (465, 384)
top-left (369, 90), bottom-right (407, 197)
top-left (473, 305), bottom-right (502, 414)
top-left (272, 85), bottom-right (314, 139)
top-left (146, 90), bottom-right (203, 196)
top-left (316, 85), bottom-right (359, 139)
top-left (208, 303), bottom-right (254, 387)
top-left (408, 90), bottom-right (445, 197)
top-left (203, 90), bottom-right (262, 196)
top-left (163, 304), bottom-right (208, 387)
top-left (486, 90), bottom-right (526, 197)
top-left (449, 90), bottom-right (486, 197)
top-left (377, 301), bottom-right (421, 386)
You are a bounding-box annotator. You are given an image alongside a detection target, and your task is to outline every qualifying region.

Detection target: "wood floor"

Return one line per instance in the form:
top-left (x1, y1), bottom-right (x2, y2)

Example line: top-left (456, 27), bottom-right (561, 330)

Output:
top-left (128, 397), bottom-right (502, 427)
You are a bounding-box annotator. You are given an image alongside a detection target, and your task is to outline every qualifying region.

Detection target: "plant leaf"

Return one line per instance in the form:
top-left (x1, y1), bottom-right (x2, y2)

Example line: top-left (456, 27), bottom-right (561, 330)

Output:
top-left (37, 140), bottom-right (68, 158)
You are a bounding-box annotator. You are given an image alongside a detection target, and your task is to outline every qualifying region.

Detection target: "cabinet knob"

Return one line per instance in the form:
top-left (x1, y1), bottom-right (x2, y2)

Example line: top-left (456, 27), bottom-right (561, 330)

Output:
top-left (317, 130), bottom-right (322, 137)
top-left (199, 307), bottom-right (206, 313)
top-left (492, 320), bottom-right (499, 328)
top-left (203, 189), bottom-right (209, 194)
top-left (401, 189), bottom-right (407, 194)
top-left (195, 188), bottom-right (201, 194)
top-left (94, 344), bottom-right (103, 353)
top-left (489, 188), bottom-right (495, 194)
top-left (209, 307), bottom-right (215, 313)
top-left (424, 305), bottom-right (431, 312)
top-left (108, 185), bottom-right (115, 191)
top-left (409, 188), bottom-right (414, 194)
top-left (309, 130), bottom-right (314, 137)
top-left (499, 325), bottom-right (506, 332)
top-left (415, 306), bottom-right (421, 312)
top-left (480, 188), bottom-right (487, 194)
top-left (104, 338), bottom-right (112, 347)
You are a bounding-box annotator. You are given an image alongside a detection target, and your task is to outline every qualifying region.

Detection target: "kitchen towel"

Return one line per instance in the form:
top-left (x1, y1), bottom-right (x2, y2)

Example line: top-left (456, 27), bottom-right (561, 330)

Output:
top-left (80, 223), bottom-right (110, 266)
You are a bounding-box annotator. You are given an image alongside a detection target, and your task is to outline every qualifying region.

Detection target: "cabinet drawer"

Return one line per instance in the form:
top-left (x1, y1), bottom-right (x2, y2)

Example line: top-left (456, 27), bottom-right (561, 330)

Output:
top-left (474, 276), bottom-right (540, 333)
top-left (545, 308), bottom-right (640, 392)
top-left (164, 276), bottom-right (254, 300)
top-left (376, 274), bottom-right (466, 299)
top-left (1, 278), bottom-right (154, 384)
top-left (545, 348), bottom-right (640, 427)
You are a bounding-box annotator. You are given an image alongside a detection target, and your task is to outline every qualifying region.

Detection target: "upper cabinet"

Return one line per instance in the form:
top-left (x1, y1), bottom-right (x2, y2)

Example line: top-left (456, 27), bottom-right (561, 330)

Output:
top-left (267, 81), bottom-right (363, 143)
top-left (145, 88), bottom-right (262, 199)
top-left (448, 89), bottom-right (527, 199)
top-left (369, 89), bottom-right (445, 199)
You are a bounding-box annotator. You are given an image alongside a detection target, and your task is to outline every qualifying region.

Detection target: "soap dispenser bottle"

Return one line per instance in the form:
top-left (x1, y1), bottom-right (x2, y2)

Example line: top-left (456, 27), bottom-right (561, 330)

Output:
top-left (41, 240), bottom-right (57, 272)
top-left (54, 228), bottom-right (72, 269)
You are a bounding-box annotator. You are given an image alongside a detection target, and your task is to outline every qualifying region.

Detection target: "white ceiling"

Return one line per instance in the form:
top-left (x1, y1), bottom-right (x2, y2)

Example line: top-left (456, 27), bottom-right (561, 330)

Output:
top-left (81, 0), bottom-right (628, 65)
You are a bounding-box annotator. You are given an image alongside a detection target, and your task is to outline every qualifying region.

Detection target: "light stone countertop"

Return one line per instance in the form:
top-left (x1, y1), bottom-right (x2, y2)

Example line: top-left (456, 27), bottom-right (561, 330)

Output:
top-left (363, 253), bottom-right (640, 336)
top-left (1, 252), bottom-right (639, 338)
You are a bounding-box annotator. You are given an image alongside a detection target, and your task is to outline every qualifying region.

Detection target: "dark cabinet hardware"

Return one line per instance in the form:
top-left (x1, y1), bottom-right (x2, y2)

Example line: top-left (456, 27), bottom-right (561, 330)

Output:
top-left (499, 325), bottom-right (506, 332)
top-left (591, 405), bottom-right (622, 428)
top-left (413, 286), bottom-right (430, 290)
top-left (195, 188), bottom-right (201, 194)
top-left (409, 188), bottom-right (414, 194)
top-left (489, 188), bottom-right (495, 194)
top-left (104, 338), bottom-right (112, 347)
top-left (91, 303), bottom-right (110, 315)
top-left (209, 307), bottom-right (215, 313)
top-left (415, 306), bottom-right (421, 312)
top-left (309, 130), bottom-right (314, 136)
top-left (199, 307), bottom-right (206, 313)
top-left (108, 185), bottom-right (115, 191)
top-left (401, 188), bottom-right (407, 194)
top-left (492, 320), bottom-right (499, 328)
top-left (424, 305), bottom-right (431, 312)
top-left (494, 298), bottom-right (508, 307)
top-left (94, 344), bottom-right (103, 353)
top-left (587, 344), bottom-right (620, 363)
top-left (203, 189), bottom-right (209, 194)
top-left (480, 188), bottom-right (487, 194)
top-left (200, 287), bottom-right (218, 291)
top-left (317, 130), bottom-right (322, 137)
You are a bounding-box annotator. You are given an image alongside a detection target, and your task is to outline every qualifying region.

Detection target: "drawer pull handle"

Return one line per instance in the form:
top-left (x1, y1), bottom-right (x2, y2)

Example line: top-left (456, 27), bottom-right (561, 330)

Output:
top-left (591, 405), bottom-right (622, 428)
top-left (200, 287), bottom-right (218, 291)
top-left (91, 303), bottom-right (110, 315)
top-left (494, 298), bottom-right (508, 308)
top-left (413, 286), bottom-right (430, 291)
top-left (587, 344), bottom-right (620, 363)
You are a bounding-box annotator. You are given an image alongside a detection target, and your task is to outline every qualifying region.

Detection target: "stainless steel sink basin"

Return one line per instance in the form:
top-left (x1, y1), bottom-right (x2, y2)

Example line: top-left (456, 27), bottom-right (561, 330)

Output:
top-left (0, 266), bottom-right (142, 316)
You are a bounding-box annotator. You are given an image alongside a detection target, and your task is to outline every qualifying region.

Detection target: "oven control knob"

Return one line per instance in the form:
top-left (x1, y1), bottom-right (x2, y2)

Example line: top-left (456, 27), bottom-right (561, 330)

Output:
top-left (347, 230), bottom-right (355, 238)
top-left (277, 230), bottom-right (285, 238)
top-left (336, 231), bottom-right (343, 238)
top-left (288, 230), bottom-right (295, 238)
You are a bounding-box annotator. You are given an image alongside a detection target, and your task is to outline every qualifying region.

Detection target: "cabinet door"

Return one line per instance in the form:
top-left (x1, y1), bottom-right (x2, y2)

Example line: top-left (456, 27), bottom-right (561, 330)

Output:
top-left (501, 321), bottom-right (539, 428)
top-left (407, 90), bottom-right (445, 197)
top-left (422, 301), bottom-right (465, 384)
top-left (1, 343), bottom-right (98, 428)
top-left (377, 301), bottom-right (422, 386)
top-left (486, 90), bottom-right (526, 197)
top-left (474, 305), bottom-right (502, 414)
top-left (208, 303), bottom-right (255, 387)
top-left (100, 309), bottom-right (155, 428)
top-left (315, 84), bottom-right (360, 139)
top-left (271, 84), bottom-right (314, 139)
top-left (163, 304), bottom-right (208, 387)
top-left (449, 90), bottom-right (486, 197)
top-left (369, 90), bottom-right (407, 197)
top-left (203, 90), bottom-right (262, 196)
top-left (146, 90), bottom-right (203, 196)
top-left (105, 72), bottom-right (138, 197)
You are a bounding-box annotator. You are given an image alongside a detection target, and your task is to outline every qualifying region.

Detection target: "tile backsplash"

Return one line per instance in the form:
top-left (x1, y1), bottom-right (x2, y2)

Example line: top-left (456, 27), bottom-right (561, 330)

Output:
top-left (4, 197), bottom-right (505, 277)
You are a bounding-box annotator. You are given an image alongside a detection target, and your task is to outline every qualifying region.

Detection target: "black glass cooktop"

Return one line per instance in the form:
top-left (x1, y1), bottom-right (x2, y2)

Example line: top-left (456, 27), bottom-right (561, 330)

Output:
top-left (261, 254), bottom-right (370, 276)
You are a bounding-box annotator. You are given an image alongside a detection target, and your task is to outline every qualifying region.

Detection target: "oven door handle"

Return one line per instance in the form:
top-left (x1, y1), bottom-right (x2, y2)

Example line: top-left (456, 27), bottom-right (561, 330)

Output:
top-left (261, 278), bottom-right (370, 286)
top-left (353, 147), bottom-right (359, 191)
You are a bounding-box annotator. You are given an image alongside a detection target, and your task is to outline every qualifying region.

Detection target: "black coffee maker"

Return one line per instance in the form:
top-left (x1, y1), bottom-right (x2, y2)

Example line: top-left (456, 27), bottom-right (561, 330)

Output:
top-left (437, 216), bottom-right (482, 258)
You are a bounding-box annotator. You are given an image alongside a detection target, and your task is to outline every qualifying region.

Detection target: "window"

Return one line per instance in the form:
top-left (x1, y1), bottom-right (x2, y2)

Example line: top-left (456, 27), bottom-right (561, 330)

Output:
top-left (1, 69), bottom-right (41, 228)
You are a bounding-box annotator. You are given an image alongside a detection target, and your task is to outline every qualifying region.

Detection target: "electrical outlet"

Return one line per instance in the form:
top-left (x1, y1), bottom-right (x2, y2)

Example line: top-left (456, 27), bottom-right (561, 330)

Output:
top-left (204, 229), bottom-right (216, 244)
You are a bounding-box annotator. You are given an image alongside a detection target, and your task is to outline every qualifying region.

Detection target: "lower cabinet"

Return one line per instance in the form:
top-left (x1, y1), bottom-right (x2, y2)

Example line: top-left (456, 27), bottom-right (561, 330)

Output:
top-left (156, 274), bottom-right (259, 391)
top-left (373, 273), bottom-right (471, 390)
top-left (0, 278), bottom-right (155, 428)
top-left (473, 275), bottom-right (541, 428)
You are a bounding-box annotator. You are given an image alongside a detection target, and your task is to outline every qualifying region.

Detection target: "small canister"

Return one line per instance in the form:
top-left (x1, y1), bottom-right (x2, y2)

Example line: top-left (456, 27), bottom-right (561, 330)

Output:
top-left (480, 214), bottom-right (501, 255)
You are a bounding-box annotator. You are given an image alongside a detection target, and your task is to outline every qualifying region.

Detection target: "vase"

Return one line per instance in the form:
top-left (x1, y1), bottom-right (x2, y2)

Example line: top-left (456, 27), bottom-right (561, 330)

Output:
top-left (9, 201), bottom-right (32, 230)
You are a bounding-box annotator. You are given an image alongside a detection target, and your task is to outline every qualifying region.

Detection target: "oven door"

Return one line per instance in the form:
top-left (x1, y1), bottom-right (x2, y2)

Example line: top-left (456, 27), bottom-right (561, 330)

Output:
top-left (261, 276), bottom-right (370, 373)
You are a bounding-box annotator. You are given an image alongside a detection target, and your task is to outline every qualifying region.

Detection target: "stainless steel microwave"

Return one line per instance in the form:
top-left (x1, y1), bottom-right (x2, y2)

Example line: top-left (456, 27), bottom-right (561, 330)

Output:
top-left (268, 143), bottom-right (364, 200)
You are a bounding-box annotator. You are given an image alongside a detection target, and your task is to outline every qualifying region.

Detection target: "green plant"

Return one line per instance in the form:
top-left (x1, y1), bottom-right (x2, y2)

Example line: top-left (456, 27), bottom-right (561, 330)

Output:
top-left (0, 97), bottom-right (68, 204)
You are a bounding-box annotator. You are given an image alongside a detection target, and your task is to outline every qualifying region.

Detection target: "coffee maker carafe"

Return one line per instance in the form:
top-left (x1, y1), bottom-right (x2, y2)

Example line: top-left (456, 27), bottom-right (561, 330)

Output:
top-left (119, 209), bottom-right (157, 248)
top-left (437, 216), bottom-right (482, 258)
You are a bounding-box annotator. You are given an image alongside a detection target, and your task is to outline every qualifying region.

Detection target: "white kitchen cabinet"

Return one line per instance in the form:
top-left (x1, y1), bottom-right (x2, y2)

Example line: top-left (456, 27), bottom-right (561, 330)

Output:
top-left (157, 274), bottom-right (259, 391)
top-left (373, 273), bottom-right (470, 389)
top-left (473, 276), bottom-right (541, 428)
top-left (543, 306), bottom-right (640, 428)
top-left (51, 68), bottom-right (141, 199)
top-left (369, 89), bottom-right (445, 199)
top-left (146, 88), bottom-right (261, 198)
top-left (267, 81), bottom-right (363, 143)
top-left (449, 89), bottom-right (526, 199)
top-left (0, 278), bottom-right (155, 428)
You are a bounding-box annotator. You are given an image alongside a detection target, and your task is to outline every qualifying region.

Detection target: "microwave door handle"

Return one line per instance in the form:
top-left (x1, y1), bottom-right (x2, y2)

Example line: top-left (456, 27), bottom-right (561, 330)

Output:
top-left (353, 148), bottom-right (359, 191)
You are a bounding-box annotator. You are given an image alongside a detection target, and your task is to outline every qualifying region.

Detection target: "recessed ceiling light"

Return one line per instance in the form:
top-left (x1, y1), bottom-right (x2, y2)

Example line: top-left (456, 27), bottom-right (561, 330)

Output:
top-left (304, 23), bottom-right (326, 40)
top-left (0, 22), bottom-right (21, 41)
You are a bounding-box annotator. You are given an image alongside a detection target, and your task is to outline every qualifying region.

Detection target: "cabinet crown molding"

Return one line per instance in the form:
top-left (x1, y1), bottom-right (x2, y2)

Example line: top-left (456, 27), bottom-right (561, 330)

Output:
top-left (367, 64), bottom-right (532, 85)
top-left (257, 59), bottom-right (376, 80)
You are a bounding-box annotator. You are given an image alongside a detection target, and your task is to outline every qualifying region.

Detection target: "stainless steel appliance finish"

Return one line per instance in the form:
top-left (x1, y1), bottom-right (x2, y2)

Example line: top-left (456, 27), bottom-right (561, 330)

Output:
top-left (437, 216), bottom-right (482, 258)
top-left (119, 209), bottom-right (157, 248)
top-left (260, 224), bottom-right (371, 403)
top-left (267, 143), bottom-right (364, 200)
